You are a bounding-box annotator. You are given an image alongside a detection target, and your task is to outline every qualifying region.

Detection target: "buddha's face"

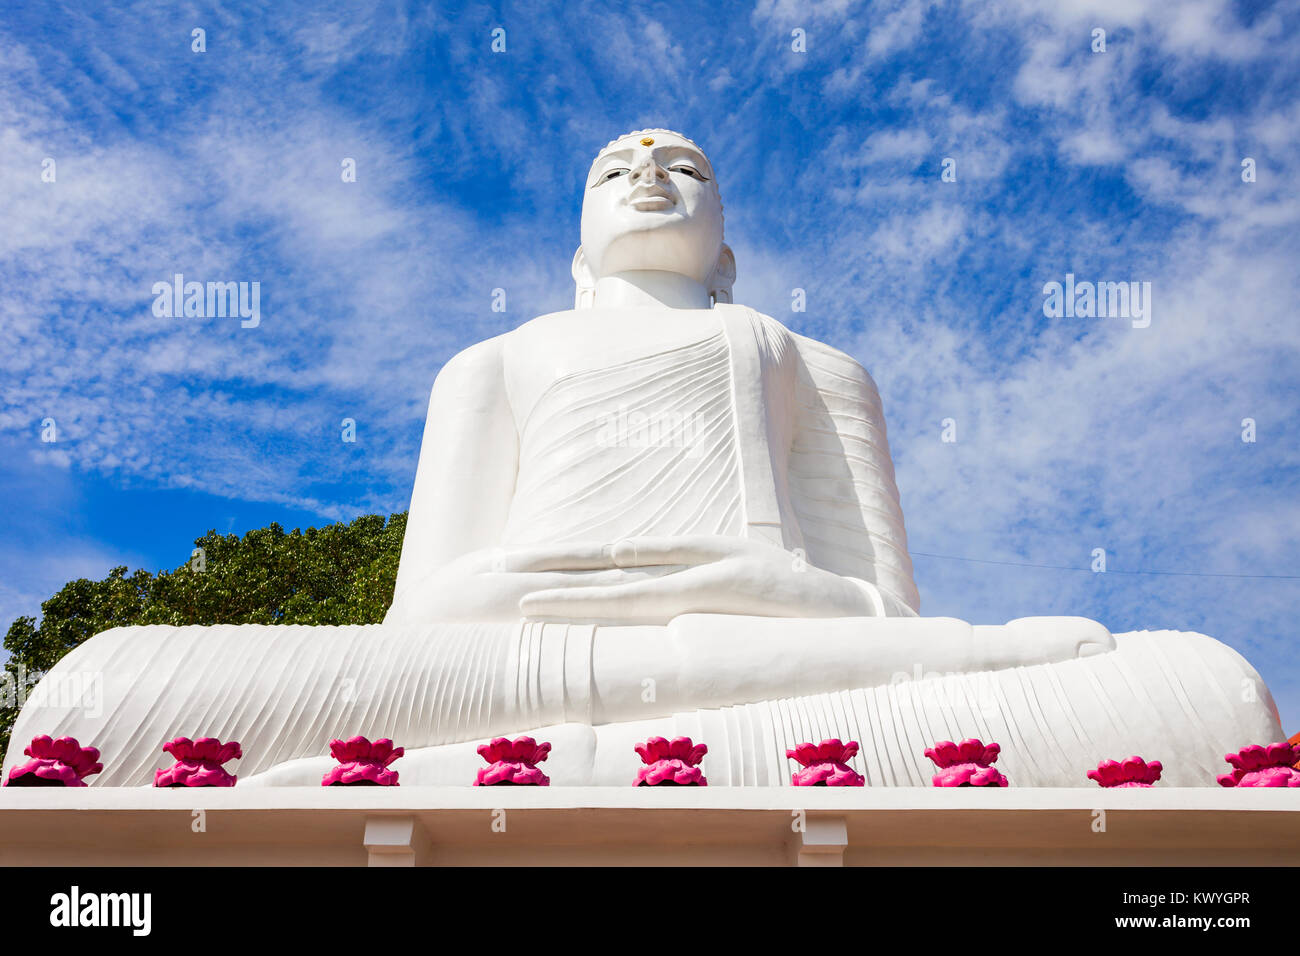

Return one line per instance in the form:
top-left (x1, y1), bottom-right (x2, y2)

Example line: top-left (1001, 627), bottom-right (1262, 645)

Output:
top-left (580, 132), bottom-right (724, 284)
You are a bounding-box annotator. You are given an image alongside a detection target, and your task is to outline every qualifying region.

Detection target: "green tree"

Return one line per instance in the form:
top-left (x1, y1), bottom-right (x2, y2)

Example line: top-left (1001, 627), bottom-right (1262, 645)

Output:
top-left (0, 512), bottom-right (406, 766)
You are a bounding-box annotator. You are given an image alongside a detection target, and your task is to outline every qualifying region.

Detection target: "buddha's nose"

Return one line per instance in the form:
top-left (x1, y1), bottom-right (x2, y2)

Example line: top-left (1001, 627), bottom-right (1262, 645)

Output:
top-left (631, 156), bottom-right (668, 184)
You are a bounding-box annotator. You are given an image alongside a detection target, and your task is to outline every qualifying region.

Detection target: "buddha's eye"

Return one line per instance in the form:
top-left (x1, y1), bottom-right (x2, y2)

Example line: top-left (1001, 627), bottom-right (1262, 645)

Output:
top-left (598, 168), bottom-right (629, 184)
top-left (671, 165), bottom-right (707, 181)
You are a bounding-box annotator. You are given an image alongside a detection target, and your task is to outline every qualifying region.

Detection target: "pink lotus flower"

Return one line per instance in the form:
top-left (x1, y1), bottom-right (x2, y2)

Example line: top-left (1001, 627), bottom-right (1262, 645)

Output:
top-left (154, 737), bottom-right (242, 788)
top-left (1217, 742), bottom-right (1300, 788)
top-left (321, 736), bottom-right (404, 787)
top-left (924, 738), bottom-right (1008, 787)
top-left (787, 739), bottom-right (866, 787)
top-left (4, 735), bottom-right (102, 787)
top-left (475, 736), bottom-right (551, 786)
top-left (1088, 756), bottom-right (1162, 788)
top-left (634, 736), bottom-right (707, 787)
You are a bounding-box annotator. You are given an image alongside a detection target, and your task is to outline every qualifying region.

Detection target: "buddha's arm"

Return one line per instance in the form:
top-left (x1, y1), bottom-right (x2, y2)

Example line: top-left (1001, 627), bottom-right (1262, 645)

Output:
top-left (787, 332), bottom-right (921, 615)
top-left (387, 337), bottom-right (519, 621)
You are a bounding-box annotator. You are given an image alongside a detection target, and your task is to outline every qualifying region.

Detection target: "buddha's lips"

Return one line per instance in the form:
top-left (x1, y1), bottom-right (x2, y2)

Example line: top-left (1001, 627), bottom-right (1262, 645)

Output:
top-left (628, 186), bottom-right (674, 210)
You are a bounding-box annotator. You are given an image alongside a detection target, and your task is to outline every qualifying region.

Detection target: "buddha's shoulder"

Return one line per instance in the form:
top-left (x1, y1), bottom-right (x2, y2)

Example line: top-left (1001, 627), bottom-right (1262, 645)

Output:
top-left (736, 307), bottom-right (874, 384)
top-left (789, 329), bottom-right (872, 381)
top-left (434, 332), bottom-right (512, 388)
top-left (508, 309), bottom-right (584, 338)
top-left (436, 312), bottom-right (582, 374)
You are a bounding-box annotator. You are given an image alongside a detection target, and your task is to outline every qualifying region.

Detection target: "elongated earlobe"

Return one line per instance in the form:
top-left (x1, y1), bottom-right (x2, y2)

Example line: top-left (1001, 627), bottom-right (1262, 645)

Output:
top-left (708, 244), bottom-right (736, 305)
top-left (572, 247), bottom-right (597, 309)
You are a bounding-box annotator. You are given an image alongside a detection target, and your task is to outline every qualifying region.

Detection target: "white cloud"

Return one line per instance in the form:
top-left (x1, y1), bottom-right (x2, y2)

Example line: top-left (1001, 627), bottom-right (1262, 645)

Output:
top-left (2, 0), bottom-right (1298, 730)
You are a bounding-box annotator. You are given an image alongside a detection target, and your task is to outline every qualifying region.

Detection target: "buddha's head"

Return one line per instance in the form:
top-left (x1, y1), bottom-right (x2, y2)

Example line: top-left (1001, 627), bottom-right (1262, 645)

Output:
top-left (573, 129), bottom-right (735, 308)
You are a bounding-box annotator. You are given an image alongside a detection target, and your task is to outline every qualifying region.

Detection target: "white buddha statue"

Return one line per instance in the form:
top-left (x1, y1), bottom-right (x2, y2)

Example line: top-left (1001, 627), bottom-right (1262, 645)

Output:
top-left (5, 130), bottom-right (1283, 789)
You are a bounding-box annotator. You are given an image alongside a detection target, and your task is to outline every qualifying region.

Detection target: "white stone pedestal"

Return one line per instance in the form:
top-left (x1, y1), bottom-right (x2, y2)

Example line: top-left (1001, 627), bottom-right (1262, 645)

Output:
top-left (1, 787), bottom-right (1297, 866)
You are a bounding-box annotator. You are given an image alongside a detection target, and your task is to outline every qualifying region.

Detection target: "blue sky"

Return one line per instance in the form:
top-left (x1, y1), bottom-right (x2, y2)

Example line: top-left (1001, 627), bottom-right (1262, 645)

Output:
top-left (3, 0), bottom-right (1299, 729)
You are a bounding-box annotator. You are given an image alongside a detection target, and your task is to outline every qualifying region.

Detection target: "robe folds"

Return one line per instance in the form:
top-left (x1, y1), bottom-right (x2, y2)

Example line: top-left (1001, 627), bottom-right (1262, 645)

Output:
top-left (4, 616), bottom-right (1281, 787)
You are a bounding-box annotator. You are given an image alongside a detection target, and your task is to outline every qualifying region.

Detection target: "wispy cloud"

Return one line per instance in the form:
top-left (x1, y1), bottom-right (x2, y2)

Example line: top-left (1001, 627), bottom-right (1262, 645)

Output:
top-left (2, 0), bottom-right (1298, 728)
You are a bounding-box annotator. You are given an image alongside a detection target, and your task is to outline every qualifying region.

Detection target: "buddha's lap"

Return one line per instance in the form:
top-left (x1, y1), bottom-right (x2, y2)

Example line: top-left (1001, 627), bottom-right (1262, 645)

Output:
top-left (3, 619), bottom-right (1281, 786)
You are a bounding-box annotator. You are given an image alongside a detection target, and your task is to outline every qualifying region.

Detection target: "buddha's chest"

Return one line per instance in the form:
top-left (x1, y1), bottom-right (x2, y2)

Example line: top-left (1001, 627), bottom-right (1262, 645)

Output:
top-left (504, 308), bottom-right (725, 425)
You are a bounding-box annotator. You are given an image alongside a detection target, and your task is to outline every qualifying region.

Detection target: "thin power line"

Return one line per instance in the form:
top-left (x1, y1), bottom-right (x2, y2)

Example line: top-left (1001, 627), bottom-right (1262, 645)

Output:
top-left (909, 551), bottom-right (1300, 581)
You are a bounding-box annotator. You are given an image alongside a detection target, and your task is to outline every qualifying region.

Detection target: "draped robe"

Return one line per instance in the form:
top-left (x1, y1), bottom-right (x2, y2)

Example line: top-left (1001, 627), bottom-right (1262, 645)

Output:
top-left (387, 303), bottom-right (919, 621)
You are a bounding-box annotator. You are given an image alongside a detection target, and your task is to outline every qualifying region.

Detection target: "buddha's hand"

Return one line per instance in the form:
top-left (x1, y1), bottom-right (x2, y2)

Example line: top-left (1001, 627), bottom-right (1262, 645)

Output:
top-left (518, 535), bottom-right (886, 624)
top-left (396, 543), bottom-right (680, 623)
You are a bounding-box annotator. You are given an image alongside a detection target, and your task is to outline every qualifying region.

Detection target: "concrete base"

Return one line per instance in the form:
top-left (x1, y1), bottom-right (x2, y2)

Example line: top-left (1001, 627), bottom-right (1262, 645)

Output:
top-left (1, 787), bottom-right (1297, 866)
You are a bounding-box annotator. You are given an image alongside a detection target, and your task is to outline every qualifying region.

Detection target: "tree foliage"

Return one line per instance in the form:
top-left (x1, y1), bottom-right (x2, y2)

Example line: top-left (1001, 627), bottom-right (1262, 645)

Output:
top-left (0, 512), bottom-right (406, 766)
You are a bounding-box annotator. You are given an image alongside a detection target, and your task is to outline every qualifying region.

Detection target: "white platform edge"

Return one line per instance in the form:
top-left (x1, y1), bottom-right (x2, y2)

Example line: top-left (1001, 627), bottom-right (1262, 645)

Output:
top-left (2, 785), bottom-right (1299, 812)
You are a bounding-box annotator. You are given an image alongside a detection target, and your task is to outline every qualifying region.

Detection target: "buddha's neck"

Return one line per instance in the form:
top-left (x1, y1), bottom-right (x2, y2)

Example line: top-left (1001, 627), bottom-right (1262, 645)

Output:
top-left (594, 271), bottom-right (713, 310)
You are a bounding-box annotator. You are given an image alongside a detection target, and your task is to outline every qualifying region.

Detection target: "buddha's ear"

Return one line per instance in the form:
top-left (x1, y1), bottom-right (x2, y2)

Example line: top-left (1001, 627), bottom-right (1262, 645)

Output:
top-left (708, 244), bottom-right (736, 305)
top-left (571, 247), bottom-right (597, 309)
